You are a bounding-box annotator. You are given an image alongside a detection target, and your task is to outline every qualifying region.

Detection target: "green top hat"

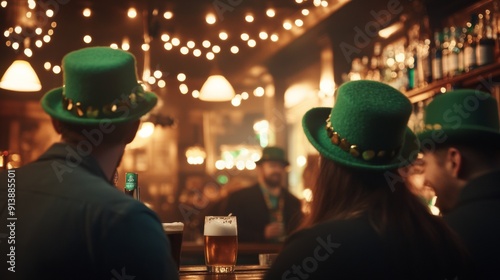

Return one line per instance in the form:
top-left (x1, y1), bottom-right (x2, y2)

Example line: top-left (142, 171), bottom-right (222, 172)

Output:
top-left (417, 89), bottom-right (500, 145)
top-left (255, 146), bottom-right (290, 166)
top-left (302, 80), bottom-right (419, 171)
top-left (41, 46), bottom-right (158, 125)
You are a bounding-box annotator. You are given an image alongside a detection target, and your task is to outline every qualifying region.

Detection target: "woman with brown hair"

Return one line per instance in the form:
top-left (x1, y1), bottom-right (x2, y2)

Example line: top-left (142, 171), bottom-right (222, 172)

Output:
top-left (264, 80), bottom-right (469, 279)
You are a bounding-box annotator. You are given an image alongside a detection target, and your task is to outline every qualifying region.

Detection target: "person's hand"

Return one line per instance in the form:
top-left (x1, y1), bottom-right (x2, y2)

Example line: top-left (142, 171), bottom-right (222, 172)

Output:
top-left (264, 222), bottom-right (285, 240)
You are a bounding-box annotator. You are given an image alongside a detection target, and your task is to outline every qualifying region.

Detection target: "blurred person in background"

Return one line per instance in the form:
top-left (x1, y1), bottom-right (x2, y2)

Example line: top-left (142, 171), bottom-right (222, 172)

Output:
top-left (220, 146), bottom-right (303, 243)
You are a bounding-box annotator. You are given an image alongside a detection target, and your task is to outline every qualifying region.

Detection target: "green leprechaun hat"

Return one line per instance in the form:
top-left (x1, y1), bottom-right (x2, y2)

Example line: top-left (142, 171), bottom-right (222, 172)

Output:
top-left (302, 80), bottom-right (419, 171)
top-left (41, 46), bottom-right (157, 125)
top-left (417, 89), bottom-right (499, 146)
top-left (255, 146), bottom-right (290, 166)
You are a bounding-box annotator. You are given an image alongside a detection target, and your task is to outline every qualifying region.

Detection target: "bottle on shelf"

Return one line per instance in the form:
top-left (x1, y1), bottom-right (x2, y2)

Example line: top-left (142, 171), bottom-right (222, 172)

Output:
top-left (432, 31), bottom-right (443, 81)
top-left (419, 16), bottom-right (433, 85)
top-left (448, 26), bottom-right (463, 77)
top-left (477, 11), bottom-right (496, 66)
top-left (464, 14), bottom-right (478, 72)
top-left (441, 27), bottom-right (450, 78)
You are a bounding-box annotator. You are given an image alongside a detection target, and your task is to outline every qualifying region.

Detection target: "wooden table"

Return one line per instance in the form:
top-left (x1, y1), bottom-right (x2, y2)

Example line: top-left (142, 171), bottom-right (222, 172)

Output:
top-left (179, 265), bottom-right (269, 279)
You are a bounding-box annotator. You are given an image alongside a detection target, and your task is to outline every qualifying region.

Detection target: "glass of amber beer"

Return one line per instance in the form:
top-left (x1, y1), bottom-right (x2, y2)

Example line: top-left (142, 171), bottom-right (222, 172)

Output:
top-left (204, 216), bottom-right (238, 273)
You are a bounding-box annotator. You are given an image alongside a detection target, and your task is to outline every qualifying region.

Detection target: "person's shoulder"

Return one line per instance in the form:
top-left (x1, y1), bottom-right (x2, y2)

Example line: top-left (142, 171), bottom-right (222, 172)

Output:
top-left (288, 217), bottom-right (378, 245)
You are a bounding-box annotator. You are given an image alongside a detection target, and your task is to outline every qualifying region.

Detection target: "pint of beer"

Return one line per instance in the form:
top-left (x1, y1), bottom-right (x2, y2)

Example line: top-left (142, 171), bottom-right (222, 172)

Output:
top-left (162, 222), bottom-right (184, 270)
top-left (204, 216), bottom-right (238, 273)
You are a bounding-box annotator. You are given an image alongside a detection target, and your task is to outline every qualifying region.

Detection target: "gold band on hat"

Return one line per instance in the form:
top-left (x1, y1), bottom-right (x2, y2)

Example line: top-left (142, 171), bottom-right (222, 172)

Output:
top-left (325, 114), bottom-right (400, 161)
top-left (61, 84), bottom-right (146, 118)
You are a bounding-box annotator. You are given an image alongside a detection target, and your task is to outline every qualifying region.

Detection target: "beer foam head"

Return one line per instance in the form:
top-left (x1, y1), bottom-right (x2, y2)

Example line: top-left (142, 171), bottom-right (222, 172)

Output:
top-left (162, 222), bottom-right (184, 232)
top-left (204, 216), bottom-right (237, 236)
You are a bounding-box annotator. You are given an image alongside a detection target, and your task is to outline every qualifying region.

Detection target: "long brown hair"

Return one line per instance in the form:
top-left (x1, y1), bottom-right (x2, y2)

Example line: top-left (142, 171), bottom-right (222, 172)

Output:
top-left (301, 155), bottom-right (467, 250)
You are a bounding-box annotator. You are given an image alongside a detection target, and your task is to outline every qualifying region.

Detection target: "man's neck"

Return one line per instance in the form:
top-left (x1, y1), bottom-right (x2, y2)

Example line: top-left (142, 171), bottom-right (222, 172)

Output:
top-left (63, 140), bottom-right (125, 183)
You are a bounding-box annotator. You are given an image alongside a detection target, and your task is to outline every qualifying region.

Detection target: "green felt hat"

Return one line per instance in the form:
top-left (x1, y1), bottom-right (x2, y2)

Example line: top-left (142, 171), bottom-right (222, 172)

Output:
top-left (41, 46), bottom-right (157, 125)
top-left (302, 80), bottom-right (419, 171)
top-left (255, 146), bottom-right (290, 166)
top-left (417, 89), bottom-right (500, 146)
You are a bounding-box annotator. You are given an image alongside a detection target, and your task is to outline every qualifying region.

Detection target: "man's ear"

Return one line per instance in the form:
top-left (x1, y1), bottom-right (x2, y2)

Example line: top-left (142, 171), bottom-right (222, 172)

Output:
top-left (446, 147), bottom-right (463, 178)
top-left (124, 120), bottom-right (141, 144)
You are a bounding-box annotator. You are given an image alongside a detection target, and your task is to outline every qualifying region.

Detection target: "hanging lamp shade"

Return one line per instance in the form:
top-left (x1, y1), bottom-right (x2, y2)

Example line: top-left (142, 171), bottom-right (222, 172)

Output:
top-left (0, 60), bottom-right (42, 92)
top-left (199, 74), bottom-right (235, 101)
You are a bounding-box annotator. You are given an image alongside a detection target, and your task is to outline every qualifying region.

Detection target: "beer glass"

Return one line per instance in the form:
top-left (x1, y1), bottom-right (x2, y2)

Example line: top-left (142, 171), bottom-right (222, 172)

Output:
top-left (162, 222), bottom-right (184, 270)
top-left (204, 216), bottom-right (238, 273)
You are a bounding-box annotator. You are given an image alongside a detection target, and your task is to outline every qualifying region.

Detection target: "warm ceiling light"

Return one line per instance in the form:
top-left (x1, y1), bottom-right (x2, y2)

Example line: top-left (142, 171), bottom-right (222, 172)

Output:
top-left (302, 9), bottom-right (309, 16)
top-left (259, 32), bottom-right (268, 40)
top-left (193, 49), bottom-right (202, 57)
top-left (48, 29), bottom-right (54, 35)
top-left (241, 91), bottom-right (249, 100)
top-left (219, 32), bottom-right (228, 40)
top-left (212, 45), bottom-right (221, 53)
top-left (127, 8), bottom-right (137, 18)
top-left (177, 73), bottom-right (186, 82)
top-left (0, 60), bottom-right (41, 92)
top-left (163, 11), bottom-right (173, 19)
top-left (231, 95), bottom-right (242, 107)
top-left (158, 80), bottom-right (166, 88)
top-left (240, 33), bottom-right (249, 41)
top-left (147, 76), bottom-right (156, 85)
top-left (26, 11), bottom-right (32, 18)
top-left (171, 37), bottom-right (180, 46)
top-left (141, 43), bottom-right (150, 51)
top-left (296, 0), bottom-right (304, 3)
top-left (192, 90), bottom-right (200, 98)
top-left (202, 40), bottom-right (211, 48)
top-left (1, 1), bottom-right (7, 8)
top-left (378, 22), bottom-right (403, 39)
top-left (295, 19), bottom-right (304, 27)
top-left (230, 46), bottom-right (239, 54)
top-left (206, 13), bottom-right (216, 24)
top-left (43, 35), bottom-right (51, 43)
top-left (254, 87), bottom-right (265, 97)
top-left (14, 26), bottom-right (21, 34)
top-left (161, 33), bottom-right (170, 41)
top-left (313, 0), bottom-right (321, 7)
top-left (154, 70), bottom-right (162, 78)
top-left (12, 42), bottom-right (19, 50)
top-left (3, 30), bottom-right (9, 37)
top-left (53, 65), bottom-right (61, 74)
top-left (83, 35), bottom-right (92, 44)
top-left (283, 20), bottom-right (293, 30)
top-left (199, 75), bottom-right (235, 101)
top-left (266, 8), bottom-right (275, 17)
top-left (44, 62), bottom-right (51, 70)
top-left (321, 0), bottom-right (329, 7)
top-left (138, 122), bottom-right (155, 138)
top-left (51, 22), bottom-right (57, 28)
top-left (180, 46), bottom-right (189, 54)
top-left (179, 84), bottom-right (189, 94)
top-left (35, 28), bottom-right (42, 35)
top-left (248, 39), bottom-right (256, 47)
top-left (83, 8), bottom-right (91, 17)
top-left (35, 40), bottom-right (42, 48)
top-left (164, 42), bottom-right (173, 50)
top-left (24, 48), bottom-right (33, 57)
top-left (46, 9), bottom-right (54, 17)
top-left (245, 14), bottom-right (254, 22)
top-left (110, 43), bottom-right (118, 49)
top-left (187, 41), bottom-right (195, 48)
top-left (206, 52), bottom-right (215, 60)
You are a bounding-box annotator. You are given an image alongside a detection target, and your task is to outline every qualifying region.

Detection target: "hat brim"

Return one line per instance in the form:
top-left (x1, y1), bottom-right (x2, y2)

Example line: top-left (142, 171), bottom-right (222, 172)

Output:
top-left (41, 87), bottom-right (157, 125)
top-left (302, 107), bottom-right (419, 171)
top-left (417, 126), bottom-right (500, 148)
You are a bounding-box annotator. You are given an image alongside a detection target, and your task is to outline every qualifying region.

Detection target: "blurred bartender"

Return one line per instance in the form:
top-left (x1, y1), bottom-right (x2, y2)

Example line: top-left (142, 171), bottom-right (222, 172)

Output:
top-left (221, 147), bottom-right (303, 243)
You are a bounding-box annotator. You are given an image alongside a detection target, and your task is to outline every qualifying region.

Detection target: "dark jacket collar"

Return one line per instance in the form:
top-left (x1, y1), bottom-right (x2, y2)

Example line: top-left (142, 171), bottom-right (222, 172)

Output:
top-left (455, 169), bottom-right (500, 208)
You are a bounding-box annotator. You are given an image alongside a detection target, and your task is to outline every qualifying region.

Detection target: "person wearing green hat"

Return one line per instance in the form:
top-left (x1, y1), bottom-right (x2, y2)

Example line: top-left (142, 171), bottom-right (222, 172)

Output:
top-left (418, 89), bottom-right (500, 279)
top-left (221, 146), bottom-right (303, 244)
top-left (265, 80), bottom-right (469, 279)
top-left (0, 47), bottom-right (178, 279)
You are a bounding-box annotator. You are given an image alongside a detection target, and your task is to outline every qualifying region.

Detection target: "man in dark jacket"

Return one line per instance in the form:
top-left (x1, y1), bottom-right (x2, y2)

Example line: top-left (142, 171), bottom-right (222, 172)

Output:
top-left (0, 47), bottom-right (178, 279)
top-left (418, 89), bottom-right (500, 279)
top-left (221, 147), bottom-right (303, 243)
